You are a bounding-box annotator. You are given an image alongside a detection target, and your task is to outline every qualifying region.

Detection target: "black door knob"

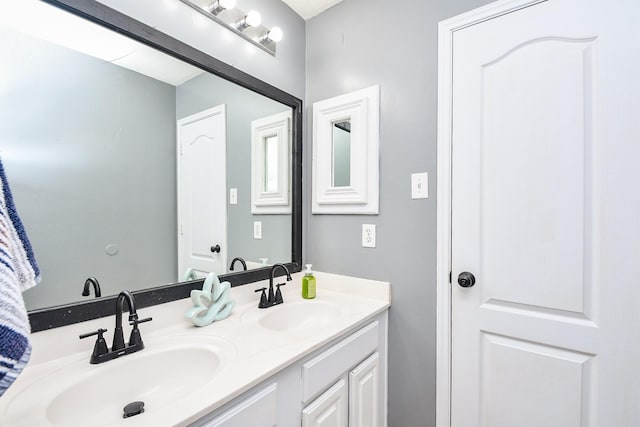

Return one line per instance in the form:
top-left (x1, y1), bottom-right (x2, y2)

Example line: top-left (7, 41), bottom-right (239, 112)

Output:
top-left (457, 272), bottom-right (475, 288)
top-left (210, 245), bottom-right (221, 254)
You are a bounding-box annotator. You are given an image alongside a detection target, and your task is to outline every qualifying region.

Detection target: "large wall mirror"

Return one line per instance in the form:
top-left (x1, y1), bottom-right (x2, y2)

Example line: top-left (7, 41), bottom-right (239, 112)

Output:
top-left (1, 0), bottom-right (302, 330)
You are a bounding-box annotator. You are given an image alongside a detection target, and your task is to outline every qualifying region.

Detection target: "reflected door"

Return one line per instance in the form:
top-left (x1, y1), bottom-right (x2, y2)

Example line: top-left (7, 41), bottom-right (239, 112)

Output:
top-left (451, 0), bottom-right (640, 425)
top-left (178, 105), bottom-right (227, 278)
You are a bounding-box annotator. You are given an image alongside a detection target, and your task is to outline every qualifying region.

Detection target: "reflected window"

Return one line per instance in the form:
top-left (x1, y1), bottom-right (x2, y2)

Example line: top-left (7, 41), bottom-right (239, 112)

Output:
top-left (332, 120), bottom-right (351, 187)
top-left (251, 110), bottom-right (291, 214)
top-left (264, 135), bottom-right (279, 192)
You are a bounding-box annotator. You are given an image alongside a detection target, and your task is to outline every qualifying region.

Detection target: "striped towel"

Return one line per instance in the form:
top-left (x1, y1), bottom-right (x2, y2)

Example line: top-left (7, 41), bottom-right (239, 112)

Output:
top-left (0, 158), bottom-right (40, 397)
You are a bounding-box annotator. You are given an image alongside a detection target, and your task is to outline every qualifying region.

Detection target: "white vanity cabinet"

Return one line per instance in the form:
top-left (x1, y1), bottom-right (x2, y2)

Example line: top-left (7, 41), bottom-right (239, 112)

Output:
top-left (190, 310), bottom-right (388, 427)
top-left (301, 320), bottom-right (383, 427)
top-left (301, 352), bottom-right (380, 427)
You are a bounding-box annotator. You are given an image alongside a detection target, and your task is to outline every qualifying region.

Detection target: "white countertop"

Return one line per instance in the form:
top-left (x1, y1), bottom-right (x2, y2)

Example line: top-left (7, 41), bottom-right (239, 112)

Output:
top-left (0, 272), bottom-right (390, 426)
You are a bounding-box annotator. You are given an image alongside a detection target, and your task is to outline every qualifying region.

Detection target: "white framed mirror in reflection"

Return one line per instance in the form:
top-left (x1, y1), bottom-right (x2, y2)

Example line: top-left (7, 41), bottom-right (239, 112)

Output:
top-left (0, 0), bottom-right (302, 316)
top-left (251, 111), bottom-right (292, 214)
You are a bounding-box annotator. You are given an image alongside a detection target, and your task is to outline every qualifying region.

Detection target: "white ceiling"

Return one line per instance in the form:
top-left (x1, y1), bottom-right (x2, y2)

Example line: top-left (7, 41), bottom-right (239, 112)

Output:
top-left (281, 0), bottom-right (346, 20)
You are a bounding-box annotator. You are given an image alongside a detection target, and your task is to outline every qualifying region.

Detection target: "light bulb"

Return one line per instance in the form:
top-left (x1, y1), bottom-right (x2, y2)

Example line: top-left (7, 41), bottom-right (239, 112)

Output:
top-left (164, 0), bottom-right (178, 10)
top-left (208, 0), bottom-right (235, 15)
top-left (245, 10), bottom-right (262, 27)
top-left (219, 0), bottom-right (235, 9)
top-left (267, 27), bottom-right (283, 42)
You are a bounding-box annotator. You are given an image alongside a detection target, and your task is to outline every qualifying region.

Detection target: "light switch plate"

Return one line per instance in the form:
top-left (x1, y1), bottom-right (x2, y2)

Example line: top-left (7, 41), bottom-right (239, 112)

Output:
top-left (411, 172), bottom-right (428, 199)
top-left (253, 221), bottom-right (262, 239)
top-left (362, 224), bottom-right (376, 248)
top-left (229, 188), bottom-right (238, 205)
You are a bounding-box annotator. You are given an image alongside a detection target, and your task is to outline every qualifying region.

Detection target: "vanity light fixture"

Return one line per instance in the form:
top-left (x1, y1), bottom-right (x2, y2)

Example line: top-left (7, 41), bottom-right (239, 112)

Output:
top-left (178, 0), bottom-right (282, 56)
top-left (207, 0), bottom-right (236, 15)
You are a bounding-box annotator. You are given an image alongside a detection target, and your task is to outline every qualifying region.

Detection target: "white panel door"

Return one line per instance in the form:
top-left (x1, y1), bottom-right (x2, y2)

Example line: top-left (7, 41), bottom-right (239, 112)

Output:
top-left (451, 1), bottom-right (640, 426)
top-left (177, 105), bottom-right (227, 278)
top-left (302, 378), bottom-right (348, 427)
top-left (349, 352), bottom-right (380, 427)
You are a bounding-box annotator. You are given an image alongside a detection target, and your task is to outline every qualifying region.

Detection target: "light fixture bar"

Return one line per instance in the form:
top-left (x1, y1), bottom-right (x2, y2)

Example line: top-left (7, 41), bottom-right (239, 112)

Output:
top-left (178, 0), bottom-right (280, 56)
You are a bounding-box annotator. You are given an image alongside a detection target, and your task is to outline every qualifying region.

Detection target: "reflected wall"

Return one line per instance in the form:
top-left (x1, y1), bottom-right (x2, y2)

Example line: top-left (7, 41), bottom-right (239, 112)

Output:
top-left (1, 21), bottom-right (291, 310)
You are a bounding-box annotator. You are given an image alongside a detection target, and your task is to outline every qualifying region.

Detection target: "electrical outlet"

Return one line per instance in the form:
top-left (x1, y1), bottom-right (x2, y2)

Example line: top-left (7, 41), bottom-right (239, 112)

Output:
top-left (229, 188), bottom-right (238, 205)
top-left (253, 221), bottom-right (262, 239)
top-left (362, 224), bottom-right (376, 248)
top-left (411, 172), bottom-right (429, 199)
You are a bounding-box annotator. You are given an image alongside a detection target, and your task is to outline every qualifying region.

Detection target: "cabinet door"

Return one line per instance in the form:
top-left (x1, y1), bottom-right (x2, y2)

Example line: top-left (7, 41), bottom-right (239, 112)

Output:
top-left (349, 352), bottom-right (380, 427)
top-left (302, 378), bottom-right (348, 427)
top-left (202, 384), bottom-right (277, 427)
top-left (302, 321), bottom-right (379, 402)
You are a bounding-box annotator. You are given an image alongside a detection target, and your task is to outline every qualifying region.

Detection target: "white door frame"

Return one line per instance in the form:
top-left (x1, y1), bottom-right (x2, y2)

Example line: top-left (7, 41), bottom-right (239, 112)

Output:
top-left (435, 1), bottom-right (547, 426)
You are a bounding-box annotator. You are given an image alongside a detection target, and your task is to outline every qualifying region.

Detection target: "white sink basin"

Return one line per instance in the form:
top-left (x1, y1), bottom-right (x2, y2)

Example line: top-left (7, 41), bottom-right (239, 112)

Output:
top-left (3, 334), bottom-right (236, 426)
top-left (253, 301), bottom-right (341, 332)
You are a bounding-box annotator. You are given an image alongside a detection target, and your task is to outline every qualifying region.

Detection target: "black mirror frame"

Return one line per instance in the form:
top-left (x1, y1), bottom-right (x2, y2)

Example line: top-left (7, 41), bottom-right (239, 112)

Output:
top-left (28, 0), bottom-right (303, 332)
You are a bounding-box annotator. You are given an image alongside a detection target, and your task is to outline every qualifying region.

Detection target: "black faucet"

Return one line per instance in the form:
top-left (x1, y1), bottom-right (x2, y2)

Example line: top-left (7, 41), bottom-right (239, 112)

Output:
top-left (229, 257), bottom-right (247, 271)
top-left (79, 290), bottom-right (152, 364)
top-left (254, 263), bottom-right (292, 309)
top-left (81, 277), bottom-right (101, 298)
top-left (113, 290), bottom-right (138, 350)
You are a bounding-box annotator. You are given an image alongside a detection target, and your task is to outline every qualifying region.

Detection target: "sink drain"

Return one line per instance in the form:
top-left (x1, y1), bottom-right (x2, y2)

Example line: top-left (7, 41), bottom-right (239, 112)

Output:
top-left (123, 401), bottom-right (145, 418)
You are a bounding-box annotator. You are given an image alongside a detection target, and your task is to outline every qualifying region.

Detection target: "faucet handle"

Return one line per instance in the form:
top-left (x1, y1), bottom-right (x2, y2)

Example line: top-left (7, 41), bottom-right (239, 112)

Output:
top-left (79, 328), bottom-right (108, 340)
top-left (274, 283), bottom-right (286, 305)
top-left (126, 317), bottom-right (151, 348)
top-left (128, 317), bottom-right (152, 348)
top-left (129, 317), bottom-right (153, 327)
top-left (79, 328), bottom-right (109, 363)
top-left (255, 287), bottom-right (270, 309)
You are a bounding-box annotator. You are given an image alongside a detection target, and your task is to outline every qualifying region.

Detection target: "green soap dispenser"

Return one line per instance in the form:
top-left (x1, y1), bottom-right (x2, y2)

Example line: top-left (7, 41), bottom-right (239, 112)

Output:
top-left (302, 264), bottom-right (316, 299)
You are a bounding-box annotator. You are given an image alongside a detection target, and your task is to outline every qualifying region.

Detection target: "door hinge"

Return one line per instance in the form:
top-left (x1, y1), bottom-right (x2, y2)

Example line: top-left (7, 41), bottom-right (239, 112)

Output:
top-left (449, 271), bottom-right (452, 284)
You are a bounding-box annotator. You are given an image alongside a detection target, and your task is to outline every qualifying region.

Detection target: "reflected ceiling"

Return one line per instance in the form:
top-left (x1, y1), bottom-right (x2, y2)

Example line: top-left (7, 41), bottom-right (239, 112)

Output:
top-left (0, 1), bottom-right (202, 86)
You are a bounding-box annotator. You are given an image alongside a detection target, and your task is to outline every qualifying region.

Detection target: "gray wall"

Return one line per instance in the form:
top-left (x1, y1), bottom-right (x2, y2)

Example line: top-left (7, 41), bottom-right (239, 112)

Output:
top-left (98, 0), bottom-right (306, 99)
top-left (305, 0), bottom-right (492, 425)
top-left (1, 30), bottom-right (177, 310)
top-left (176, 73), bottom-right (292, 266)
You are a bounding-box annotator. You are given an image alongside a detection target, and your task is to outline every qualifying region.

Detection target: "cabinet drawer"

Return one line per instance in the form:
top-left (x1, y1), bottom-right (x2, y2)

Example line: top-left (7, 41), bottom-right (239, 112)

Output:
top-left (202, 383), bottom-right (277, 427)
top-left (302, 321), bottom-right (379, 402)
